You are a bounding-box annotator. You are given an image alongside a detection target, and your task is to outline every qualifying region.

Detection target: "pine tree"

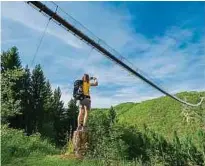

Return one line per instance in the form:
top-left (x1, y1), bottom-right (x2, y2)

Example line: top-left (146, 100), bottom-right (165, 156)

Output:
top-left (67, 99), bottom-right (78, 134)
top-left (41, 80), bottom-right (55, 138)
top-left (30, 64), bottom-right (46, 133)
top-left (108, 106), bottom-right (116, 125)
top-left (20, 66), bottom-right (32, 134)
top-left (52, 87), bottom-right (65, 146)
top-left (44, 80), bottom-right (54, 120)
top-left (1, 46), bottom-right (22, 72)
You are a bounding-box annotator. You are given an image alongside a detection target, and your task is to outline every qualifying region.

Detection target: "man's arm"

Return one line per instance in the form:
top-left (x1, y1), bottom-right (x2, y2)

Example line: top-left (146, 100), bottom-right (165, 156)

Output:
top-left (90, 77), bottom-right (98, 86)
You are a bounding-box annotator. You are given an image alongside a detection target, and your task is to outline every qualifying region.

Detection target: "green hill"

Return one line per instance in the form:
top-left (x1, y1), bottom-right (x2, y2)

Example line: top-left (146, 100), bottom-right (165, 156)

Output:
top-left (94, 91), bottom-right (205, 142)
top-left (115, 91), bottom-right (205, 141)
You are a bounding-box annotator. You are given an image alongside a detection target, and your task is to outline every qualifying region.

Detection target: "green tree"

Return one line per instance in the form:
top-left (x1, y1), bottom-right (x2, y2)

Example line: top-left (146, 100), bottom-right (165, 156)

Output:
top-left (44, 80), bottom-right (54, 116)
top-left (30, 64), bottom-right (46, 133)
top-left (1, 47), bottom-right (24, 124)
top-left (20, 66), bottom-right (32, 134)
top-left (1, 46), bottom-right (22, 72)
top-left (108, 106), bottom-right (116, 125)
top-left (66, 99), bottom-right (78, 134)
top-left (41, 80), bottom-right (55, 139)
top-left (1, 69), bottom-right (24, 122)
top-left (8, 66), bottom-right (33, 132)
top-left (52, 87), bottom-right (65, 146)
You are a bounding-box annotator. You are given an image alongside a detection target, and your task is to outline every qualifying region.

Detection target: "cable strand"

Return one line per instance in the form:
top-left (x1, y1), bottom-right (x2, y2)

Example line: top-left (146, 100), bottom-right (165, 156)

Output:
top-left (30, 18), bottom-right (51, 67)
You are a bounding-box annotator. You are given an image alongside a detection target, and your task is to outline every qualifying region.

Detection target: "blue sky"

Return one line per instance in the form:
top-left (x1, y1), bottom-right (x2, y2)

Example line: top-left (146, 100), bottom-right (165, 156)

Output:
top-left (1, 1), bottom-right (205, 108)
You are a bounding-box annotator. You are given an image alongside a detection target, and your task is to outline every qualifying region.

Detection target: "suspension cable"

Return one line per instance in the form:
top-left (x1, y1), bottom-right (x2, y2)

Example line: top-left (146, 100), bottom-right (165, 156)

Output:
top-left (73, 46), bottom-right (94, 81)
top-left (30, 4), bottom-right (59, 67)
top-left (30, 18), bottom-right (51, 67)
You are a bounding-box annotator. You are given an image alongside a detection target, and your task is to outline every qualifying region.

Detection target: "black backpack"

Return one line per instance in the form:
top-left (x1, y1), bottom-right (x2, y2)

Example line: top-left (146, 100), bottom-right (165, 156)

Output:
top-left (73, 80), bottom-right (84, 100)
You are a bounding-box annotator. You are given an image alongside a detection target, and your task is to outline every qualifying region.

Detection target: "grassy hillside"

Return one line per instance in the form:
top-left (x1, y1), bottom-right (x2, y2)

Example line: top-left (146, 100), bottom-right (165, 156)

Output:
top-left (115, 91), bottom-right (205, 141)
top-left (94, 91), bottom-right (205, 140)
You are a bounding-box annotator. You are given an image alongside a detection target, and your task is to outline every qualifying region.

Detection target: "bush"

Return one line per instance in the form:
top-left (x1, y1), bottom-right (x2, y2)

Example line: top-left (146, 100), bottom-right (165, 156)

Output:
top-left (1, 124), bottom-right (59, 164)
top-left (86, 109), bottom-right (205, 166)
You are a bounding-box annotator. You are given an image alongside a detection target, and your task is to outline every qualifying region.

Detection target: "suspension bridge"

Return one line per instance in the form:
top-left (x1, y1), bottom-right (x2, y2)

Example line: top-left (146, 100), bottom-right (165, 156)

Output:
top-left (26, 1), bottom-right (204, 107)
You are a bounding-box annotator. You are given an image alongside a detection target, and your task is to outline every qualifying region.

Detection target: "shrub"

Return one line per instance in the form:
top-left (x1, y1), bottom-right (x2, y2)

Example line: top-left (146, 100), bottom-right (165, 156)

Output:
top-left (1, 124), bottom-right (59, 164)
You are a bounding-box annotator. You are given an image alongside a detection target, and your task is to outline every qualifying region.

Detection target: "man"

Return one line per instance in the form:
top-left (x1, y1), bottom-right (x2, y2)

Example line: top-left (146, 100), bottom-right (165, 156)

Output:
top-left (77, 74), bottom-right (98, 130)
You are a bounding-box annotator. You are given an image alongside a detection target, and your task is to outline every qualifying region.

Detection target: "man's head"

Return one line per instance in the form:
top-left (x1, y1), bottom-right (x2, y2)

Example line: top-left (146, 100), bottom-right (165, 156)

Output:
top-left (83, 74), bottom-right (89, 82)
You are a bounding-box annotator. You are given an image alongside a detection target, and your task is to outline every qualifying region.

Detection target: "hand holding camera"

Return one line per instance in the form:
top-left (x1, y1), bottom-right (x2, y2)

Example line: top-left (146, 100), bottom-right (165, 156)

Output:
top-left (90, 76), bottom-right (97, 80)
top-left (90, 76), bottom-right (98, 86)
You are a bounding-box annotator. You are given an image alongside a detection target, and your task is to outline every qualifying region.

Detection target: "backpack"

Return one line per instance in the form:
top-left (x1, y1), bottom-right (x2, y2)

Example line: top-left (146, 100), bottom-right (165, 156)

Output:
top-left (73, 80), bottom-right (84, 100)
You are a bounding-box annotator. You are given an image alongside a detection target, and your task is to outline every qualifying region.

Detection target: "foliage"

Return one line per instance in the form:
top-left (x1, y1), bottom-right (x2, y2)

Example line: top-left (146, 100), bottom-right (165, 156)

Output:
top-left (87, 108), bottom-right (128, 162)
top-left (87, 107), bottom-right (205, 165)
top-left (1, 124), bottom-right (59, 165)
top-left (108, 106), bottom-right (117, 124)
top-left (65, 137), bottom-right (75, 155)
top-left (1, 68), bottom-right (24, 120)
top-left (1, 46), bottom-right (24, 121)
top-left (1, 46), bottom-right (22, 72)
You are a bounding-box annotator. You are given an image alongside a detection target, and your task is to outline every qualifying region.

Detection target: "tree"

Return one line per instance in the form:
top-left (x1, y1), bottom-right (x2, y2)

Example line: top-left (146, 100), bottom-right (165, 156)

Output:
top-left (44, 81), bottom-right (53, 109)
top-left (52, 87), bottom-right (65, 146)
top-left (66, 99), bottom-right (78, 134)
top-left (108, 106), bottom-right (116, 125)
top-left (1, 46), bottom-right (22, 72)
top-left (30, 64), bottom-right (46, 133)
top-left (8, 66), bottom-right (33, 132)
top-left (44, 80), bottom-right (54, 120)
top-left (1, 47), bottom-right (24, 124)
top-left (1, 69), bottom-right (24, 123)
top-left (20, 66), bottom-right (32, 134)
top-left (41, 80), bottom-right (55, 139)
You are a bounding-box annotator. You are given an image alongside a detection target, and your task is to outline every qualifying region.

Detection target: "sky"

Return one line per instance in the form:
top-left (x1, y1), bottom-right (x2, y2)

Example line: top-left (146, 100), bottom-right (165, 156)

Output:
top-left (1, 1), bottom-right (205, 108)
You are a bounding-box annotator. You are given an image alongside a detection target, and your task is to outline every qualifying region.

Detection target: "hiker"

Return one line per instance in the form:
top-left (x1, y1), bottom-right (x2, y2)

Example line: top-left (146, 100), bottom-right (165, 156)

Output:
top-left (77, 74), bottom-right (98, 130)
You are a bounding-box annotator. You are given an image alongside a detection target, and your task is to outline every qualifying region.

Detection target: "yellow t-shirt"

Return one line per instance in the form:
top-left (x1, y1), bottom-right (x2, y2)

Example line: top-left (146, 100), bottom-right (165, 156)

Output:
top-left (83, 81), bottom-right (90, 96)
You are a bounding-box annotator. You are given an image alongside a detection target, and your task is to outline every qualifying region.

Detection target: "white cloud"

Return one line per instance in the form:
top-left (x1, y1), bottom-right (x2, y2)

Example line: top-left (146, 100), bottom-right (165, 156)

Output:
top-left (91, 90), bottom-right (162, 108)
top-left (1, 2), bottom-right (83, 49)
top-left (1, 38), bottom-right (29, 44)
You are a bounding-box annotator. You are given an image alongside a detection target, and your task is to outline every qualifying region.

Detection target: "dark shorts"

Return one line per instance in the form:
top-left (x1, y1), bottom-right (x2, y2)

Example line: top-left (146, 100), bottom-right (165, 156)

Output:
top-left (80, 98), bottom-right (91, 110)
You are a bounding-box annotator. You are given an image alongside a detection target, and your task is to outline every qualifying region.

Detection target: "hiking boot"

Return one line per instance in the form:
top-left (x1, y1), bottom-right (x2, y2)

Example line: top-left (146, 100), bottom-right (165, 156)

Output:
top-left (82, 126), bottom-right (87, 131)
top-left (77, 125), bottom-right (82, 131)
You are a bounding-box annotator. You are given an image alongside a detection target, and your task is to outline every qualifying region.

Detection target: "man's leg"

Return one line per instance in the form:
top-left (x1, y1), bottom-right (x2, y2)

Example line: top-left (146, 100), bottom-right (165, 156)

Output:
top-left (77, 106), bottom-right (85, 130)
top-left (83, 106), bottom-right (88, 127)
top-left (83, 99), bottom-right (91, 128)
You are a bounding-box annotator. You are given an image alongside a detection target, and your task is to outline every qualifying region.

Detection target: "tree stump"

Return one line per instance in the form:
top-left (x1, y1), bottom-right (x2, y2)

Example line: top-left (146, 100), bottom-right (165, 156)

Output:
top-left (73, 129), bottom-right (89, 158)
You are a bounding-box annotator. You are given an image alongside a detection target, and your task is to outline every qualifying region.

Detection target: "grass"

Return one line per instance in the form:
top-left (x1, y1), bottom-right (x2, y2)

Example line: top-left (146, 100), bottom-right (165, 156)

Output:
top-left (3, 155), bottom-right (161, 166)
top-left (3, 156), bottom-right (96, 166)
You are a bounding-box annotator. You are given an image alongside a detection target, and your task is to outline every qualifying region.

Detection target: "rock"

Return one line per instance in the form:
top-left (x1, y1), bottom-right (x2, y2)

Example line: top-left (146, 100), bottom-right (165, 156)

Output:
top-left (73, 129), bottom-right (89, 158)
